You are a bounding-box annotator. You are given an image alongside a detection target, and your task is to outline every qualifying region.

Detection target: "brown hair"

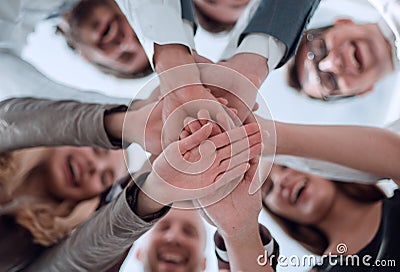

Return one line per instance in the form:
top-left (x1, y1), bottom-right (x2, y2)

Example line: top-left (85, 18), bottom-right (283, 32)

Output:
top-left (263, 179), bottom-right (386, 255)
top-left (0, 150), bottom-right (99, 246)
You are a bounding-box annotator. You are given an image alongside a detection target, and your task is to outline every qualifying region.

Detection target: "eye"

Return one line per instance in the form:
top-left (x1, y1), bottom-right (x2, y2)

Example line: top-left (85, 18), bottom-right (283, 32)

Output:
top-left (263, 180), bottom-right (274, 197)
top-left (156, 221), bottom-right (170, 232)
top-left (183, 225), bottom-right (198, 238)
top-left (320, 72), bottom-right (338, 92)
top-left (311, 39), bottom-right (327, 62)
top-left (92, 147), bottom-right (108, 156)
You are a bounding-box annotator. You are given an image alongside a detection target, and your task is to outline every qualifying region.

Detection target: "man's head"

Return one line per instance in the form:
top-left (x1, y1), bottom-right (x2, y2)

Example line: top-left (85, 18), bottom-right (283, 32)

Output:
top-left (58, 0), bottom-right (151, 78)
top-left (288, 19), bottom-right (394, 101)
top-left (137, 208), bottom-right (207, 272)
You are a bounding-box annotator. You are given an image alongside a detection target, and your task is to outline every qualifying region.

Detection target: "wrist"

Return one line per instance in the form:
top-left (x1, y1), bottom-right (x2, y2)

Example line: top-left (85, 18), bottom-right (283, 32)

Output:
top-left (220, 219), bottom-right (260, 244)
top-left (128, 172), bottom-right (167, 218)
top-left (141, 171), bottom-right (170, 204)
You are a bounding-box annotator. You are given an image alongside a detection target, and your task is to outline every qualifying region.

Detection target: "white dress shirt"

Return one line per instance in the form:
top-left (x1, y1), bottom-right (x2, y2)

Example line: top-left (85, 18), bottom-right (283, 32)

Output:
top-left (115, 0), bottom-right (286, 70)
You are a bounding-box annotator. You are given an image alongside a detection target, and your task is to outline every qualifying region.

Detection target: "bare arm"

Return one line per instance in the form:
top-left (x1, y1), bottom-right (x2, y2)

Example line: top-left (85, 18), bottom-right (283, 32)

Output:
top-left (258, 116), bottom-right (400, 182)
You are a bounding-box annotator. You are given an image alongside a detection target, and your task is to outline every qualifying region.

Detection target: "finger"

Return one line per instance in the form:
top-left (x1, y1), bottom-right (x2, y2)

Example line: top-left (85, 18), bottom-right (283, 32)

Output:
top-left (218, 143), bottom-right (262, 172)
top-left (229, 107), bottom-right (238, 116)
top-left (216, 97), bottom-right (228, 106)
top-left (252, 102), bottom-right (259, 112)
top-left (215, 111), bottom-right (234, 131)
top-left (179, 123), bottom-right (212, 153)
top-left (215, 162), bottom-right (250, 184)
top-left (180, 130), bottom-right (190, 140)
top-left (208, 123), bottom-right (260, 149)
top-left (184, 116), bottom-right (202, 134)
top-left (210, 123), bottom-right (223, 136)
top-left (197, 109), bottom-right (211, 126)
top-left (215, 133), bottom-right (262, 163)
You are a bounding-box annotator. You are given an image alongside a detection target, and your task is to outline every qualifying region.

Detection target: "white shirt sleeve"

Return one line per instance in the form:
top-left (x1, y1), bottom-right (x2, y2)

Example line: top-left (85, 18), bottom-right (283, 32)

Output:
top-left (235, 33), bottom-right (286, 70)
top-left (217, 0), bottom-right (286, 70)
top-left (114, 0), bottom-right (195, 69)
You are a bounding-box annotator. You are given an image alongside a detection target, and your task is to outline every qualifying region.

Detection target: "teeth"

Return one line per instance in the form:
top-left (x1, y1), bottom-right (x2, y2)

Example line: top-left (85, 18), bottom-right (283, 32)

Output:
top-left (69, 160), bottom-right (78, 186)
top-left (349, 45), bottom-right (360, 70)
top-left (291, 180), bottom-right (306, 204)
top-left (103, 20), bottom-right (118, 44)
top-left (160, 253), bottom-right (185, 264)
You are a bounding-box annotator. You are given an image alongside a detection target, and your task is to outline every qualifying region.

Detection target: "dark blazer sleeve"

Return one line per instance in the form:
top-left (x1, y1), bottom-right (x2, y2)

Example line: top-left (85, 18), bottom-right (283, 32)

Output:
top-left (181, 0), bottom-right (195, 22)
top-left (241, 0), bottom-right (321, 67)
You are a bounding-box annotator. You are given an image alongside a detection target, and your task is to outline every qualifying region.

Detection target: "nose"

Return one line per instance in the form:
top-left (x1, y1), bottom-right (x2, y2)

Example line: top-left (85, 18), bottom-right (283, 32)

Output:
top-left (164, 226), bottom-right (183, 244)
top-left (318, 51), bottom-right (343, 74)
top-left (86, 152), bottom-right (107, 177)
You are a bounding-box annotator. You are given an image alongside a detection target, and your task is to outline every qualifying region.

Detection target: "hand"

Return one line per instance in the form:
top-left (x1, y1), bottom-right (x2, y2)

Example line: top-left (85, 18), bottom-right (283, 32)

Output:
top-left (142, 123), bottom-right (262, 204)
top-left (197, 156), bottom-right (262, 239)
top-left (197, 54), bottom-right (266, 122)
top-left (220, 53), bottom-right (269, 88)
top-left (161, 86), bottom-right (236, 145)
top-left (123, 100), bottom-right (164, 155)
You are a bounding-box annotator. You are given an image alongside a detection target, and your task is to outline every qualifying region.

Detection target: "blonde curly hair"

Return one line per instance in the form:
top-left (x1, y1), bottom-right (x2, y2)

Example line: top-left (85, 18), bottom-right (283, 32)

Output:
top-left (0, 150), bottom-right (99, 246)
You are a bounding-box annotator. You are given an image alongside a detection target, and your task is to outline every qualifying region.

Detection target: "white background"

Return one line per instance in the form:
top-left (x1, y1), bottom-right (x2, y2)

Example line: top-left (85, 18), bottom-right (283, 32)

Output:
top-left (20, 0), bottom-right (400, 271)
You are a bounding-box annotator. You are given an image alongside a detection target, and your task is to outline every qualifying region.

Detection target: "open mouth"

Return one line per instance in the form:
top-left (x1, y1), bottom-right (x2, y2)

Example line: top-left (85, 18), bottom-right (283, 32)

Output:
top-left (158, 251), bottom-right (188, 267)
top-left (350, 42), bottom-right (363, 72)
top-left (67, 157), bottom-right (79, 187)
top-left (290, 179), bottom-right (307, 204)
top-left (101, 17), bottom-right (120, 46)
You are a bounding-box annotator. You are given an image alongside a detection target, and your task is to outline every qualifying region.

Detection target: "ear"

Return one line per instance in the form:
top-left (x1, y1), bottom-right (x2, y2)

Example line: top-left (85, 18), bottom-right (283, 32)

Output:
top-left (135, 248), bottom-right (143, 261)
top-left (80, 52), bottom-right (92, 63)
top-left (334, 18), bottom-right (355, 26)
top-left (357, 85), bottom-right (374, 96)
top-left (201, 257), bottom-right (207, 271)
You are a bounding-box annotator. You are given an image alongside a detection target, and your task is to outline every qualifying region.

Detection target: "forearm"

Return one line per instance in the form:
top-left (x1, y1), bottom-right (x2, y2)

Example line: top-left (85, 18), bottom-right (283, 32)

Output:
top-left (154, 44), bottom-right (202, 95)
top-left (0, 98), bottom-right (122, 153)
top-left (274, 122), bottom-right (400, 181)
top-left (26, 188), bottom-right (160, 272)
top-left (223, 225), bottom-right (273, 272)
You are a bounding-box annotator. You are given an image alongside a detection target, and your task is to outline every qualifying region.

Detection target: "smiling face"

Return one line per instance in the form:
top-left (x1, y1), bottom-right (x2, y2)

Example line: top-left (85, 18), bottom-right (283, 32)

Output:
top-left (139, 209), bottom-right (207, 272)
top-left (64, 0), bottom-right (150, 76)
top-left (42, 146), bottom-right (126, 201)
top-left (296, 19), bottom-right (393, 100)
top-left (263, 165), bottom-right (337, 225)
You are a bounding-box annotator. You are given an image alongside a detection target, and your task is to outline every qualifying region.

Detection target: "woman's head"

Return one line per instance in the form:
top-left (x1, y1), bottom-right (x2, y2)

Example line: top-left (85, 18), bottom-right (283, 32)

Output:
top-left (0, 146), bottom-right (127, 246)
top-left (39, 146), bottom-right (126, 202)
top-left (263, 164), bottom-right (337, 224)
top-left (262, 164), bottom-right (385, 254)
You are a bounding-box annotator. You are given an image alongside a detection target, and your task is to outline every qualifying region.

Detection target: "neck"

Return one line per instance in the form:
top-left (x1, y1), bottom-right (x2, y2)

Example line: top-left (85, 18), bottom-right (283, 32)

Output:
top-left (317, 190), bottom-right (382, 255)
